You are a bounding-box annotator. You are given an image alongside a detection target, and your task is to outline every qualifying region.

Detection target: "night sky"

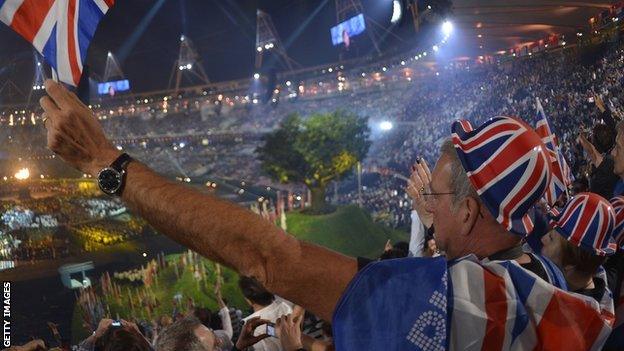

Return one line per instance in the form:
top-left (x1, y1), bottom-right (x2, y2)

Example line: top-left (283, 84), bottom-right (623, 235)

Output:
top-left (0, 0), bottom-right (418, 100)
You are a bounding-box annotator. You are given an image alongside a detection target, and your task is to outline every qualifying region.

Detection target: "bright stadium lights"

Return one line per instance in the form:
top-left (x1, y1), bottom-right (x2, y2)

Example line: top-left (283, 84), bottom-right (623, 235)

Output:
top-left (186, 63), bottom-right (192, 70)
top-left (391, 0), bottom-right (403, 24)
top-left (433, 45), bottom-right (439, 52)
top-left (379, 121), bottom-right (394, 131)
top-left (180, 35), bottom-right (185, 42)
top-left (15, 168), bottom-right (30, 180)
top-left (253, 73), bottom-right (260, 80)
top-left (427, 5), bottom-right (432, 10)
top-left (400, 60), bottom-right (406, 65)
top-left (286, 80), bottom-right (292, 86)
top-left (107, 52), bottom-right (113, 57)
top-left (257, 46), bottom-right (263, 52)
top-left (441, 21), bottom-right (453, 36)
top-left (576, 32), bottom-right (583, 37)
top-left (382, 66), bottom-right (387, 71)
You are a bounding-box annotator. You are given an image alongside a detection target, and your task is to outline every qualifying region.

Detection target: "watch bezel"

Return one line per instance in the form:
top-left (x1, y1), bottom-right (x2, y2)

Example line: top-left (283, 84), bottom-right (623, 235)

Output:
top-left (97, 167), bottom-right (123, 195)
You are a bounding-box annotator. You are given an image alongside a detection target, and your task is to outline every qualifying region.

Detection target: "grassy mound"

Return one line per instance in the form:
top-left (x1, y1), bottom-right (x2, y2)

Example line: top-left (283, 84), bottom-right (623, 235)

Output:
top-left (286, 205), bottom-right (408, 258)
top-left (72, 205), bottom-right (408, 341)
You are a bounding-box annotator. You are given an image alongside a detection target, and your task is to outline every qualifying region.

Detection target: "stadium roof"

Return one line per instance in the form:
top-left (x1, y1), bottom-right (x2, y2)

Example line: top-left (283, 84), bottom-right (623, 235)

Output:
top-left (452, 0), bottom-right (612, 54)
top-left (0, 0), bottom-right (614, 104)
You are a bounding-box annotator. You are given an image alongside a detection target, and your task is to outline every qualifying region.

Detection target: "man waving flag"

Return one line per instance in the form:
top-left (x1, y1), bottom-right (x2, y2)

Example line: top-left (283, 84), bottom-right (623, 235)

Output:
top-left (0, 0), bottom-right (115, 86)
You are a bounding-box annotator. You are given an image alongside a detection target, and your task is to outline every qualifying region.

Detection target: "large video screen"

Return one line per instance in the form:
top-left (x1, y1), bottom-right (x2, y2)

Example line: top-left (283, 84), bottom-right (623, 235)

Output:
top-left (98, 79), bottom-right (131, 96)
top-left (330, 14), bottom-right (366, 46)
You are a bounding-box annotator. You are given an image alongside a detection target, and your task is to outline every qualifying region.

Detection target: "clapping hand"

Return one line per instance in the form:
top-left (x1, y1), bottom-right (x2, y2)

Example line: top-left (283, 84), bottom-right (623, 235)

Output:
top-left (406, 158), bottom-right (433, 228)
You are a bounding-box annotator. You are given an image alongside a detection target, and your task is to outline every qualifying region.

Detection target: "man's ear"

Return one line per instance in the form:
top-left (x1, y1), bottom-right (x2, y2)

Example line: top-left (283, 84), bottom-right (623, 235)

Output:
top-left (459, 196), bottom-right (481, 236)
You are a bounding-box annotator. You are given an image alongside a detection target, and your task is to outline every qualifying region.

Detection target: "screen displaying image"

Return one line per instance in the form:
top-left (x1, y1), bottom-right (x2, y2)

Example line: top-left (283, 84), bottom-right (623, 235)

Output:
top-left (330, 14), bottom-right (366, 46)
top-left (98, 79), bottom-right (131, 96)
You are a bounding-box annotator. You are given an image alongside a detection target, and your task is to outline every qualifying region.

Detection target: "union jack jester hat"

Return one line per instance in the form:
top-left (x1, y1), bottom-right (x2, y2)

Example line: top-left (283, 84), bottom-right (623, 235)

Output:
top-left (451, 116), bottom-right (552, 236)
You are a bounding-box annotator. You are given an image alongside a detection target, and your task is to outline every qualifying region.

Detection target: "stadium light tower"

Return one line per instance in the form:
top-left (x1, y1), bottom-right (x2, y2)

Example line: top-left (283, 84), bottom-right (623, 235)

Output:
top-left (255, 10), bottom-right (298, 71)
top-left (169, 34), bottom-right (210, 93)
top-left (28, 52), bottom-right (48, 104)
top-left (103, 51), bottom-right (127, 82)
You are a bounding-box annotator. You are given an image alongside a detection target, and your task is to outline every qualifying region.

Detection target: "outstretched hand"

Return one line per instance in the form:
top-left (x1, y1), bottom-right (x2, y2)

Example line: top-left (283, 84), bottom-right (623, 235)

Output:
top-left (40, 80), bottom-right (120, 176)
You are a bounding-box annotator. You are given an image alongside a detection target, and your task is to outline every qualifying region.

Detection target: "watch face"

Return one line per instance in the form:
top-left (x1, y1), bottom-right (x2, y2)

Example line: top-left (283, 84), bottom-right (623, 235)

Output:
top-left (98, 168), bottom-right (122, 194)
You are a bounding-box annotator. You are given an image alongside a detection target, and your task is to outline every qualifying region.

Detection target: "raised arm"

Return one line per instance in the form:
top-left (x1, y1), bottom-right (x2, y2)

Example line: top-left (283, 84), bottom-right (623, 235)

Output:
top-left (40, 80), bottom-right (357, 321)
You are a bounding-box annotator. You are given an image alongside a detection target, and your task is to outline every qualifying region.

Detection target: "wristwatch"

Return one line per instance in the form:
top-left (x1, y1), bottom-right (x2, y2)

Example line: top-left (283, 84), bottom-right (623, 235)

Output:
top-left (97, 153), bottom-right (133, 196)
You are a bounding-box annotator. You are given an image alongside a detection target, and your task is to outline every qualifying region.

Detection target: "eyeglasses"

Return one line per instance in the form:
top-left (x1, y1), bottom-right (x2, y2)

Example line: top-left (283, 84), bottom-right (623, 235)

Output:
top-left (421, 191), bottom-right (455, 204)
top-left (422, 190), bottom-right (485, 219)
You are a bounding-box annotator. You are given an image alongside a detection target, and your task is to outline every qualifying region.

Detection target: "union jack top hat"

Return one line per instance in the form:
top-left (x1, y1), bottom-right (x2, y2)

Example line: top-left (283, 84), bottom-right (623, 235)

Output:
top-left (549, 192), bottom-right (616, 256)
top-left (451, 116), bottom-right (552, 236)
top-left (609, 195), bottom-right (624, 250)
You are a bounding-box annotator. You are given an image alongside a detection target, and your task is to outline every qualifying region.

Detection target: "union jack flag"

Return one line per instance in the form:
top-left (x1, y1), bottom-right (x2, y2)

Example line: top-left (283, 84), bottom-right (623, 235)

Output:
top-left (534, 98), bottom-right (574, 205)
top-left (0, 0), bottom-right (115, 86)
top-left (451, 116), bottom-right (552, 236)
top-left (333, 255), bottom-right (615, 350)
top-left (551, 192), bottom-right (615, 256)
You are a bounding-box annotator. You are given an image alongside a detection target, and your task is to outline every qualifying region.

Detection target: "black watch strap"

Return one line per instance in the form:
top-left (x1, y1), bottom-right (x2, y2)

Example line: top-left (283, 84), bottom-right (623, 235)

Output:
top-left (110, 153), bottom-right (132, 196)
top-left (111, 152), bottom-right (133, 172)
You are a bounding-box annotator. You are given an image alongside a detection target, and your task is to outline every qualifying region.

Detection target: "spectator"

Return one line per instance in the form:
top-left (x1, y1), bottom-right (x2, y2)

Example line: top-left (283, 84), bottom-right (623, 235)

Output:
top-left (155, 316), bottom-right (217, 351)
top-left (578, 123), bottom-right (619, 199)
top-left (75, 319), bottom-right (151, 351)
top-left (239, 277), bottom-right (292, 351)
top-left (541, 193), bottom-right (614, 297)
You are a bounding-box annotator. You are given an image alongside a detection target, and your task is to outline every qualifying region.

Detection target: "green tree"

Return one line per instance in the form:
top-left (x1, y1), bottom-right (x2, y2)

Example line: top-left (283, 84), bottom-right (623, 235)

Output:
top-left (257, 110), bottom-right (371, 214)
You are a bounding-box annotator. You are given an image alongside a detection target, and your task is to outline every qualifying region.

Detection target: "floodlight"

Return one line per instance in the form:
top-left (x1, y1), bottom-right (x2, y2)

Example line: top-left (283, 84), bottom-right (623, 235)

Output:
top-left (442, 21), bottom-right (453, 36)
top-left (379, 121), bottom-right (393, 131)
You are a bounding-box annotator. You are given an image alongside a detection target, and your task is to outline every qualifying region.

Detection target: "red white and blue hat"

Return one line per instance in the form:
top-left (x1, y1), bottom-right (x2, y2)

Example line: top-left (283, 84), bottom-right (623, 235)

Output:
top-left (549, 192), bottom-right (616, 256)
top-left (609, 195), bottom-right (624, 250)
top-left (451, 116), bottom-right (552, 236)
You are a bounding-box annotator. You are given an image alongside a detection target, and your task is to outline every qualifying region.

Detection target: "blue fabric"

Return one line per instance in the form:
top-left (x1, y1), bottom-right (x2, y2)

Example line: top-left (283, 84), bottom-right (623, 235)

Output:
top-left (78, 0), bottom-right (105, 64)
top-left (613, 179), bottom-right (624, 197)
top-left (333, 257), bottom-right (448, 351)
top-left (531, 253), bottom-right (568, 291)
top-left (42, 25), bottom-right (57, 70)
top-left (525, 207), bottom-right (549, 253)
top-left (604, 325), bottom-right (624, 349)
